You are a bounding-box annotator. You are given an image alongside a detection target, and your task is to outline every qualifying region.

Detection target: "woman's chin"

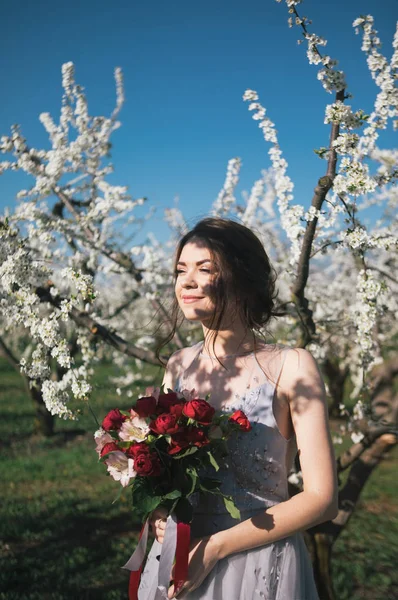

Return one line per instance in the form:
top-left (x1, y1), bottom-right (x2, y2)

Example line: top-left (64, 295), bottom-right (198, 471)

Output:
top-left (180, 306), bottom-right (211, 323)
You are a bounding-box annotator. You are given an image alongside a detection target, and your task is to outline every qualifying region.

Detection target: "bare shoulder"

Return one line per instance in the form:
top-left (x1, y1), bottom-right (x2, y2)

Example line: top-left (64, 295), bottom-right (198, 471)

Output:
top-left (162, 342), bottom-right (202, 390)
top-left (278, 346), bottom-right (325, 402)
top-left (166, 342), bottom-right (202, 369)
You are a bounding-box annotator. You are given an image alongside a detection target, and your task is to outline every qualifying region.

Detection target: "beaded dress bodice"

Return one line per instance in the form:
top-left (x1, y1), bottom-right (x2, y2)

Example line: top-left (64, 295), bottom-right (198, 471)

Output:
top-left (176, 342), bottom-right (297, 520)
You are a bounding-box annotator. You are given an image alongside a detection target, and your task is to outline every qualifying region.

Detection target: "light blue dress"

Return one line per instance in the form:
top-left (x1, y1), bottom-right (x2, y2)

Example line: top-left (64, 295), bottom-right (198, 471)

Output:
top-left (138, 343), bottom-right (319, 600)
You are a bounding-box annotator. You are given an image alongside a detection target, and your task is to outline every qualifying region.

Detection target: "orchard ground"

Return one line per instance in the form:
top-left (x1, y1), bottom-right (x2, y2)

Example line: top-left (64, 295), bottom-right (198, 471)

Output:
top-left (0, 358), bottom-right (396, 600)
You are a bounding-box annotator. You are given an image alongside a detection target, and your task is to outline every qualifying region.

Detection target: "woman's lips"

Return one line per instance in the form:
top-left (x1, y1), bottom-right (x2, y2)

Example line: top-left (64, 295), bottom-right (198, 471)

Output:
top-left (181, 296), bottom-right (204, 304)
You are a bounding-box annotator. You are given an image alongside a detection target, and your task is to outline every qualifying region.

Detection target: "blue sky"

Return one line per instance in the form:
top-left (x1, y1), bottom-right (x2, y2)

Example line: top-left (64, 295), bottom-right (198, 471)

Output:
top-left (0, 0), bottom-right (396, 242)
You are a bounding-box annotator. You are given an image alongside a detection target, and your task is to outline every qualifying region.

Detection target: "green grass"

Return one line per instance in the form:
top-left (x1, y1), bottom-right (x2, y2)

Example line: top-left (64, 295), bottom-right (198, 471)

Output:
top-left (0, 358), bottom-right (397, 599)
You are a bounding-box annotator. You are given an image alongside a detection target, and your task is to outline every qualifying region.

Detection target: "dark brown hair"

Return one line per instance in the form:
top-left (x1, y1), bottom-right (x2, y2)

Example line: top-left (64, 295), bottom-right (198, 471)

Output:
top-left (156, 217), bottom-right (279, 362)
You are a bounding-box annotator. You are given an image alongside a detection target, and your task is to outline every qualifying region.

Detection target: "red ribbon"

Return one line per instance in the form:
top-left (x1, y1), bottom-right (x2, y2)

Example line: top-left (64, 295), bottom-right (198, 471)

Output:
top-left (128, 521), bottom-right (147, 600)
top-left (173, 521), bottom-right (191, 596)
top-left (129, 566), bottom-right (143, 600)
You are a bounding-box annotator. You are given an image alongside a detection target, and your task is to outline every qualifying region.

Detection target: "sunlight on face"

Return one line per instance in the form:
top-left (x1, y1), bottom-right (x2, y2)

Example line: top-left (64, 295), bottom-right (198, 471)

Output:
top-left (175, 241), bottom-right (217, 323)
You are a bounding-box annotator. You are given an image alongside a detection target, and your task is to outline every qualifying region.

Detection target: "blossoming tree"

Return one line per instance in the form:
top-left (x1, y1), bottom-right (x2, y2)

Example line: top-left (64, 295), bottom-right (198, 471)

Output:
top-left (0, 0), bottom-right (397, 597)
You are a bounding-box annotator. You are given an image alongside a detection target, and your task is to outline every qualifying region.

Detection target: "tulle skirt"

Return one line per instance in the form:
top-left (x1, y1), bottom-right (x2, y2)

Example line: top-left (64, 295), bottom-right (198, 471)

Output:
top-left (138, 511), bottom-right (319, 600)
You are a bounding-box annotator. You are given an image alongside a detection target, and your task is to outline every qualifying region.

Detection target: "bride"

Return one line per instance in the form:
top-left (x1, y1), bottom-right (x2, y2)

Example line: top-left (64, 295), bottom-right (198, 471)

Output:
top-left (139, 217), bottom-right (337, 600)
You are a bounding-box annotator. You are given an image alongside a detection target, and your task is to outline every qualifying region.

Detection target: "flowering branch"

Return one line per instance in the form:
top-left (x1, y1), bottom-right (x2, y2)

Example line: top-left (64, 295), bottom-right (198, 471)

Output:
top-left (35, 284), bottom-right (160, 364)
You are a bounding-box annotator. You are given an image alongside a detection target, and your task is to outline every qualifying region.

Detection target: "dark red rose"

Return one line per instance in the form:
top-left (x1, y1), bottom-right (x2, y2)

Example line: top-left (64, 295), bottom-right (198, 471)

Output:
top-left (134, 452), bottom-right (162, 477)
top-left (169, 403), bottom-right (184, 418)
top-left (100, 442), bottom-right (120, 457)
top-left (134, 396), bottom-right (157, 418)
top-left (167, 427), bottom-right (209, 455)
top-left (168, 436), bottom-right (189, 455)
top-left (186, 428), bottom-right (210, 447)
top-left (150, 413), bottom-right (181, 435)
top-left (102, 408), bottom-right (127, 431)
top-left (182, 399), bottom-right (215, 424)
top-left (229, 410), bottom-right (251, 431)
top-left (125, 442), bottom-right (150, 459)
top-left (156, 392), bottom-right (184, 414)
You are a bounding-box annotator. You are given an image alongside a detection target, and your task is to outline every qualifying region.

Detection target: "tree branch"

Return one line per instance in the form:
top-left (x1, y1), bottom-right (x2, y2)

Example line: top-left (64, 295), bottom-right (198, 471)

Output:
top-left (54, 189), bottom-right (144, 282)
top-left (291, 89), bottom-right (345, 347)
top-left (35, 286), bottom-right (162, 365)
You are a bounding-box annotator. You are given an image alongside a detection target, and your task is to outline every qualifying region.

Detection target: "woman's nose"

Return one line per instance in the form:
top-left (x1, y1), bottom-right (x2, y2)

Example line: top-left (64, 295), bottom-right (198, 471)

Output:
top-left (180, 273), bottom-right (198, 288)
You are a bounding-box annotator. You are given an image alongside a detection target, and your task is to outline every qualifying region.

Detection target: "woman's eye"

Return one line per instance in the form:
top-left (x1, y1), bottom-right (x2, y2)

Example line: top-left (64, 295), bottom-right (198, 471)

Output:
top-left (175, 270), bottom-right (185, 275)
top-left (200, 269), bottom-right (210, 273)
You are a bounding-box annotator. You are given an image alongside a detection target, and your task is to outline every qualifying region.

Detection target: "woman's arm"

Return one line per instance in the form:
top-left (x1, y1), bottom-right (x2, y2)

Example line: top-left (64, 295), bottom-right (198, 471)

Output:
top-left (213, 347), bottom-right (338, 559)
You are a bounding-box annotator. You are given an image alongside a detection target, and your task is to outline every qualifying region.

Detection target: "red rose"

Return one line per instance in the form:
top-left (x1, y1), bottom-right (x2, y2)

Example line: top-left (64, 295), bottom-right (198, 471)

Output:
top-left (167, 427), bottom-right (210, 455)
top-left (186, 428), bottom-right (210, 447)
top-left (169, 403), bottom-right (184, 418)
top-left (125, 442), bottom-right (150, 459)
top-left (182, 399), bottom-right (215, 424)
top-left (168, 432), bottom-right (189, 455)
top-left (100, 442), bottom-right (120, 457)
top-left (229, 410), bottom-right (251, 431)
top-left (150, 413), bottom-right (181, 435)
top-left (134, 452), bottom-right (162, 477)
top-left (134, 396), bottom-right (157, 418)
top-left (102, 408), bottom-right (127, 431)
top-left (156, 392), bottom-right (184, 414)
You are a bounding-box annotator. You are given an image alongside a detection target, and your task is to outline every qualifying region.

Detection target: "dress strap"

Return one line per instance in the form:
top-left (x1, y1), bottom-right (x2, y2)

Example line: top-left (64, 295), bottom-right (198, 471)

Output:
top-left (252, 344), bottom-right (290, 390)
top-left (275, 346), bottom-right (290, 388)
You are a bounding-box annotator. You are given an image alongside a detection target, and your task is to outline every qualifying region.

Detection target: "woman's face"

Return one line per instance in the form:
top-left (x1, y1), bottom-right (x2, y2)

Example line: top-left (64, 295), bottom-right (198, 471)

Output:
top-left (175, 241), bottom-right (217, 323)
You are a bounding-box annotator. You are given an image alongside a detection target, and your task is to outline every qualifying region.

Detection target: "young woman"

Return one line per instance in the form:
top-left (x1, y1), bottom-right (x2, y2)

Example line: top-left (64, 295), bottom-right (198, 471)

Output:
top-left (139, 218), bottom-right (338, 599)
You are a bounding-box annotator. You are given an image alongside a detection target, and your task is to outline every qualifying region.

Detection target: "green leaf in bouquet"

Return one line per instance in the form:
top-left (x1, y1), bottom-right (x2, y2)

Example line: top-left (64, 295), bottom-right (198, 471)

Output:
top-left (162, 489), bottom-right (182, 501)
top-left (174, 497), bottom-right (194, 524)
top-left (186, 467), bottom-right (198, 496)
top-left (120, 410), bottom-right (132, 417)
top-left (207, 451), bottom-right (220, 472)
top-left (172, 446), bottom-right (198, 459)
top-left (136, 494), bottom-right (163, 519)
top-left (198, 477), bottom-right (221, 492)
top-left (223, 495), bottom-right (241, 520)
top-left (112, 485), bottom-right (127, 505)
top-left (118, 441), bottom-right (133, 449)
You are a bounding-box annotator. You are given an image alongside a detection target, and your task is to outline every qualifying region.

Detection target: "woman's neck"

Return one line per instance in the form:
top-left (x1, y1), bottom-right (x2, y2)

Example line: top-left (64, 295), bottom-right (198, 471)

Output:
top-left (201, 322), bottom-right (258, 358)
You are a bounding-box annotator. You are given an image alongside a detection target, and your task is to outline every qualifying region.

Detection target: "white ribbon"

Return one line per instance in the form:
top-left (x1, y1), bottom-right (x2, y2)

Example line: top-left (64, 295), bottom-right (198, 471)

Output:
top-left (155, 513), bottom-right (178, 599)
top-left (122, 514), bottom-right (178, 600)
top-left (122, 519), bottom-right (150, 571)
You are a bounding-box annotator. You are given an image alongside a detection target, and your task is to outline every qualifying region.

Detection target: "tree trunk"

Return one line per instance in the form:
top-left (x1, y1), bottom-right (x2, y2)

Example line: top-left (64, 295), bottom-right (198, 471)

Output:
top-left (304, 531), bottom-right (336, 600)
top-left (323, 358), bottom-right (348, 417)
top-left (301, 356), bottom-right (398, 599)
top-left (31, 383), bottom-right (55, 436)
top-left (0, 336), bottom-right (55, 436)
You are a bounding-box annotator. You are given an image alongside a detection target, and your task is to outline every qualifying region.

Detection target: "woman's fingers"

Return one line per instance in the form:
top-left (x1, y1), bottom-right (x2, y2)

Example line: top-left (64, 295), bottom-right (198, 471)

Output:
top-left (149, 507), bottom-right (168, 543)
top-left (152, 507), bottom-right (168, 520)
top-left (168, 582), bottom-right (189, 599)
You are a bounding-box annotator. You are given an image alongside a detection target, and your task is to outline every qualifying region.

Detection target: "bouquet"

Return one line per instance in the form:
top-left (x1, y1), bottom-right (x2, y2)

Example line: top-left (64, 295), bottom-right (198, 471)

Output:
top-left (94, 387), bottom-right (251, 599)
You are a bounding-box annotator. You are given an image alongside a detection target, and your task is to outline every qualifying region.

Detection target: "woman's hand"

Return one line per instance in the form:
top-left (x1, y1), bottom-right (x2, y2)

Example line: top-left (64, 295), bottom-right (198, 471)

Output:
top-left (149, 507), bottom-right (168, 544)
top-left (168, 535), bottom-right (221, 599)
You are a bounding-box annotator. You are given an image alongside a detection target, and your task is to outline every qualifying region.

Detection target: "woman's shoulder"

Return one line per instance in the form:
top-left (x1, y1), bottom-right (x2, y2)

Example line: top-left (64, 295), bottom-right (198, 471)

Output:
top-left (163, 342), bottom-right (202, 391)
top-left (256, 342), bottom-right (316, 364)
top-left (166, 341), bottom-right (203, 370)
top-left (269, 345), bottom-right (323, 400)
top-left (255, 344), bottom-right (321, 391)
